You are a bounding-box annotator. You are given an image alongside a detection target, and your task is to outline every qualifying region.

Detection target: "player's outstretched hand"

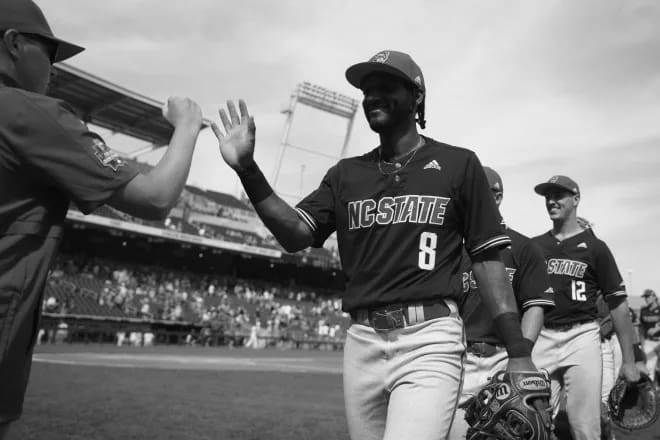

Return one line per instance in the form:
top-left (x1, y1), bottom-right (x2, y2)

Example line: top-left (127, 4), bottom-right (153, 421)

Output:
top-left (212, 100), bottom-right (256, 172)
top-left (621, 361), bottom-right (641, 383)
top-left (162, 96), bottom-right (203, 130)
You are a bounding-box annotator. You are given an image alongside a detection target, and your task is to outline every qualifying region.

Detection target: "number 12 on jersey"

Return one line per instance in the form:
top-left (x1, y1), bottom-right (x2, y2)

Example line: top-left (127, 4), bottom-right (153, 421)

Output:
top-left (571, 280), bottom-right (587, 301)
top-left (418, 232), bottom-right (437, 270)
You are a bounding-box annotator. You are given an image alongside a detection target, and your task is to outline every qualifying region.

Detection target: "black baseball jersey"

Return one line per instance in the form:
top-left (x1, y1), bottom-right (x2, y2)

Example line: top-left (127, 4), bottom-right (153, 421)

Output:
top-left (296, 137), bottom-right (510, 313)
top-left (639, 304), bottom-right (660, 340)
top-left (533, 230), bottom-right (626, 326)
top-left (0, 80), bottom-right (138, 422)
top-left (460, 227), bottom-right (555, 344)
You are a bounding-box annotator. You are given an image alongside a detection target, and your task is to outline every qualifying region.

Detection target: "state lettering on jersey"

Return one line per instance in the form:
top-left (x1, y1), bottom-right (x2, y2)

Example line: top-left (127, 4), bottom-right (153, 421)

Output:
top-left (462, 267), bottom-right (516, 293)
top-left (347, 195), bottom-right (450, 230)
top-left (546, 258), bottom-right (587, 278)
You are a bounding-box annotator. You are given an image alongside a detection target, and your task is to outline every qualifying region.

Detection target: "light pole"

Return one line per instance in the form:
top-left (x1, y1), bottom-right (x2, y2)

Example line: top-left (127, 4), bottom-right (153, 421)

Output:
top-left (272, 82), bottom-right (359, 201)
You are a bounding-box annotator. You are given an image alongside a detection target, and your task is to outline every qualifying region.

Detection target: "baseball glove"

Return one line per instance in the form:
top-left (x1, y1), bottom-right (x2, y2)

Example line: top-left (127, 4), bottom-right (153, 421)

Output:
top-left (461, 370), bottom-right (552, 440)
top-left (608, 373), bottom-right (659, 431)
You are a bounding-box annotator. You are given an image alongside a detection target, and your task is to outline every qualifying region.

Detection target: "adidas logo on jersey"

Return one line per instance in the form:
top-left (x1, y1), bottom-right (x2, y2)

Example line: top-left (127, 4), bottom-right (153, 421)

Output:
top-left (423, 160), bottom-right (441, 171)
top-left (577, 242), bottom-right (588, 249)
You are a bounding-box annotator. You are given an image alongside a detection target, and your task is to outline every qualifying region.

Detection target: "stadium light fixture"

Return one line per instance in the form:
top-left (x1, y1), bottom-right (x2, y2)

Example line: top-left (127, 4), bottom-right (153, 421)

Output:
top-left (272, 82), bottom-right (359, 198)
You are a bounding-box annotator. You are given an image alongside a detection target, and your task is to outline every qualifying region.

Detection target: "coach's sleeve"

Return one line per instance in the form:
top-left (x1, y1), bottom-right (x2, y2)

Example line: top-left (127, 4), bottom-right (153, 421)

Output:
top-left (459, 152), bottom-right (510, 257)
top-left (516, 239), bottom-right (555, 310)
top-left (595, 240), bottom-right (627, 309)
top-left (9, 93), bottom-right (139, 214)
top-left (295, 164), bottom-right (338, 248)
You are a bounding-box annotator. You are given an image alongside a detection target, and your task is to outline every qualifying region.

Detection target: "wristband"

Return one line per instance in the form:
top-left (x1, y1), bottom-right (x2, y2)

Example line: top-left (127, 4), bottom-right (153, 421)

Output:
top-left (238, 163), bottom-right (273, 204)
top-left (506, 338), bottom-right (535, 359)
top-left (494, 312), bottom-right (533, 358)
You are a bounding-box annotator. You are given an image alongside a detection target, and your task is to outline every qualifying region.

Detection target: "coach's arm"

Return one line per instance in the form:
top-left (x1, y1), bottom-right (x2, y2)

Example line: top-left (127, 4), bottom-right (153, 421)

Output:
top-left (108, 97), bottom-right (203, 220)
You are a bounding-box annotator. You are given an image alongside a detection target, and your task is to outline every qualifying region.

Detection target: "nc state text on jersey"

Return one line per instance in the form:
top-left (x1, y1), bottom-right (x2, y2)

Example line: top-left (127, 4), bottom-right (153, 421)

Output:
top-left (546, 258), bottom-right (588, 278)
top-left (348, 195), bottom-right (451, 230)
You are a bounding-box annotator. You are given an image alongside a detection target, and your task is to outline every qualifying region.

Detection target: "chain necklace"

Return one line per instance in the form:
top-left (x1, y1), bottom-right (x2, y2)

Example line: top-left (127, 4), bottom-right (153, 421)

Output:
top-left (377, 136), bottom-right (425, 175)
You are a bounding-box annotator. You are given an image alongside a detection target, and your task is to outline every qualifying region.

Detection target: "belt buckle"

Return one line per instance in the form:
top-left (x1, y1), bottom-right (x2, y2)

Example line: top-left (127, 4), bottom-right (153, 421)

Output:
top-left (371, 309), bottom-right (406, 331)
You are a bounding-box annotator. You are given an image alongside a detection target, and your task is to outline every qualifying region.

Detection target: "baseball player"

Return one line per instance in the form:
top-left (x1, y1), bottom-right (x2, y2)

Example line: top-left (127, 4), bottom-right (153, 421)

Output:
top-left (531, 175), bottom-right (640, 440)
top-left (213, 50), bottom-right (546, 440)
top-left (0, 0), bottom-right (202, 436)
top-left (449, 166), bottom-right (555, 440)
top-left (639, 288), bottom-right (660, 383)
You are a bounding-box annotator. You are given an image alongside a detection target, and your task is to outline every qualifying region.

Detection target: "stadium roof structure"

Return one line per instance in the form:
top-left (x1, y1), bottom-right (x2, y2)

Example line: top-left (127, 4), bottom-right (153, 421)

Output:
top-left (48, 63), bottom-right (209, 157)
top-left (204, 190), bottom-right (251, 211)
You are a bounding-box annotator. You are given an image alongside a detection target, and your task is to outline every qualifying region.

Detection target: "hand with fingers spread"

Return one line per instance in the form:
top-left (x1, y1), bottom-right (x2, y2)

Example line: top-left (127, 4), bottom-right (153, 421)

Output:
top-left (162, 96), bottom-right (203, 130)
top-left (212, 100), bottom-right (256, 173)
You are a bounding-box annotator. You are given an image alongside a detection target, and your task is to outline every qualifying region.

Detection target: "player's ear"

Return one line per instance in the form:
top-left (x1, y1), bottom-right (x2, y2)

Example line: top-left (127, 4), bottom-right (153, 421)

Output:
top-left (573, 194), bottom-right (580, 207)
top-left (1, 29), bottom-right (22, 60)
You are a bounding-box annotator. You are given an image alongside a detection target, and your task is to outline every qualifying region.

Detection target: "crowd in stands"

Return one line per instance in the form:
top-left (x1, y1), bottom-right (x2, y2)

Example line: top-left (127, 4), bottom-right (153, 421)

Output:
top-left (49, 179), bottom-right (342, 348)
top-left (43, 254), bottom-right (349, 348)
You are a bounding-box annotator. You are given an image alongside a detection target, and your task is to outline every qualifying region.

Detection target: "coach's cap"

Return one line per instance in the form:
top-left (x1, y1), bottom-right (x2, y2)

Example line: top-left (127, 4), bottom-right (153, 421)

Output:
top-left (0, 0), bottom-right (85, 62)
top-left (642, 289), bottom-right (656, 298)
top-left (483, 167), bottom-right (503, 193)
top-left (346, 50), bottom-right (425, 92)
top-left (534, 175), bottom-right (580, 197)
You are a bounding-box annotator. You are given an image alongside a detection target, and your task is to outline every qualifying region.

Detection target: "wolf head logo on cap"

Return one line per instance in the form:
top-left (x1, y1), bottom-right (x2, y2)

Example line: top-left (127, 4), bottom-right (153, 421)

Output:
top-left (371, 51), bottom-right (390, 63)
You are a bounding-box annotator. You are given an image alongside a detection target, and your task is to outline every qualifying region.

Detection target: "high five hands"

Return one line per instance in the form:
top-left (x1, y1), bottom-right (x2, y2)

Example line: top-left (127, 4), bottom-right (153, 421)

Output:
top-left (212, 100), bottom-right (257, 173)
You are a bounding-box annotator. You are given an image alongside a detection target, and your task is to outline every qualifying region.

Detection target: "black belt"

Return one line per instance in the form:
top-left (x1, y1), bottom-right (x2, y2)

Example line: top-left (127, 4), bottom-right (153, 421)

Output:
top-left (545, 320), bottom-right (595, 332)
top-left (466, 341), bottom-right (505, 358)
top-left (350, 300), bottom-right (451, 331)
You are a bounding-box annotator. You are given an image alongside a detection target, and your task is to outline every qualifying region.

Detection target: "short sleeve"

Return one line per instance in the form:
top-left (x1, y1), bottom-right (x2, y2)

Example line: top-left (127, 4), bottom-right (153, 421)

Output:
top-left (295, 164), bottom-right (338, 247)
top-left (459, 152), bottom-right (510, 256)
top-left (595, 240), bottom-right (626, 300)
top-left (10, 93), bottom-right (139, 214)
top-left (515, 240), bottom-right (555, 310)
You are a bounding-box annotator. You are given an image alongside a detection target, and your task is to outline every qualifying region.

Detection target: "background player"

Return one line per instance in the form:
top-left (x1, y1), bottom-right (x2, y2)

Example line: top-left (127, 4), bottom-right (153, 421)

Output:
top-left (0, 1), bottom-right (203, 437)
top-left (639, 288), bottom-right (660, 384)
top-left (213, 50), bottom-right (546, 440)
top-left (531, 175), bottom-right (640, 440)
top-left (449, 166), bottom-right (554, 440)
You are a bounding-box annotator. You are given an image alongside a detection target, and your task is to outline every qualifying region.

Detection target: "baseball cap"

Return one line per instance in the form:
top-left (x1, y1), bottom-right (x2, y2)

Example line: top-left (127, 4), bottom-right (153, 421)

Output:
top-left (345, 50), bottom-right (425, 92)
top-left (0, 0), bottom-right (85, 62)
top-left (642, 289), bottom-right (656, 298)
top-left (534, 175), bottom-right (580, 197)
top-left (483, 166), bottom-right (503, 193)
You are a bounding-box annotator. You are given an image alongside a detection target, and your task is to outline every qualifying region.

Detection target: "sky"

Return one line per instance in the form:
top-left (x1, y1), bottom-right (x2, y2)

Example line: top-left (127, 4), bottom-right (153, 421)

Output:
top-left (42, 0), bottom-right (660, 304)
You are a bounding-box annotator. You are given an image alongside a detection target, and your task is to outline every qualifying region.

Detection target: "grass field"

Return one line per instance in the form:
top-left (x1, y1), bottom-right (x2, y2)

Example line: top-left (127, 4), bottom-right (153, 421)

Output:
top-left (8, 345), bottom-right (660, 440)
